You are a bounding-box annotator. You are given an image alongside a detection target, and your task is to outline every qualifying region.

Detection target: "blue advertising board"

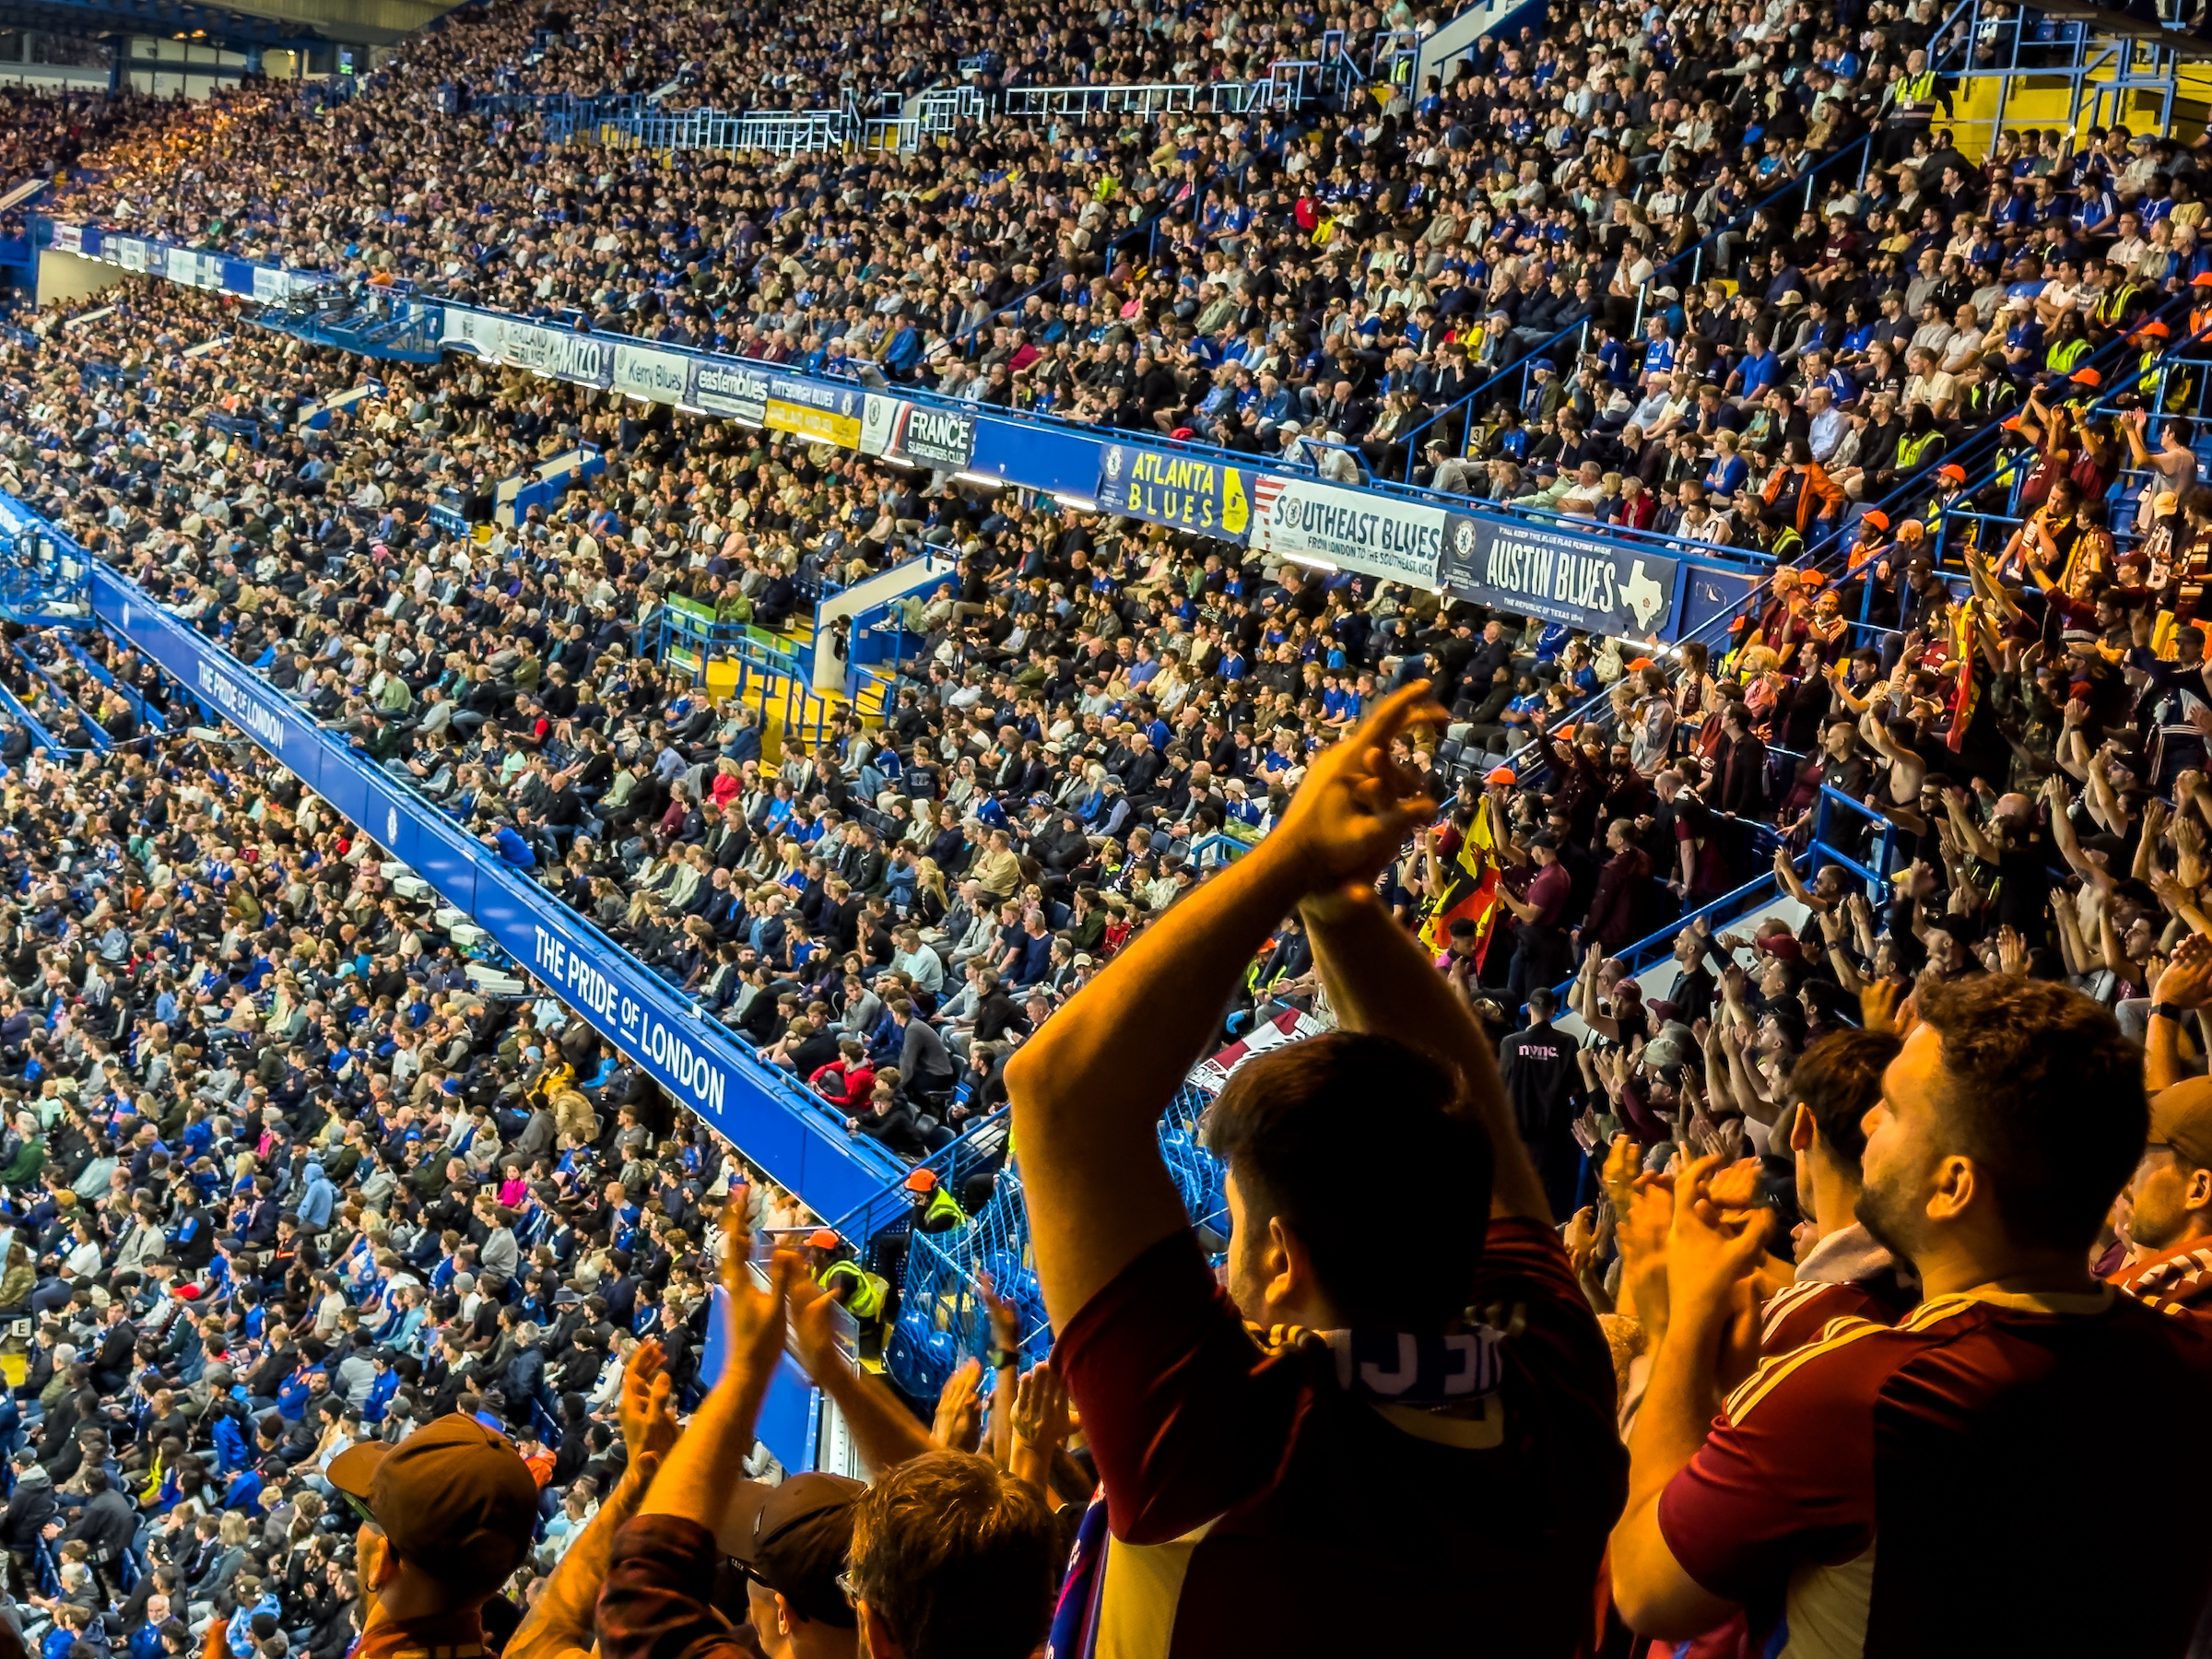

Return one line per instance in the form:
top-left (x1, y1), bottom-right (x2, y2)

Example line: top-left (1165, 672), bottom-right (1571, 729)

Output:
top-left (1095, 443), bottom-right (1254, 539)
top-left (81, 552), bottom-right (904, 1222)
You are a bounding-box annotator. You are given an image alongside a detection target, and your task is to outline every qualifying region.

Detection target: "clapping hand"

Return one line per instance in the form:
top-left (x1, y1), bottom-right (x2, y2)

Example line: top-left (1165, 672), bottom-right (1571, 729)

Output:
top-left (1270, 680), bottom-right (1449, 899)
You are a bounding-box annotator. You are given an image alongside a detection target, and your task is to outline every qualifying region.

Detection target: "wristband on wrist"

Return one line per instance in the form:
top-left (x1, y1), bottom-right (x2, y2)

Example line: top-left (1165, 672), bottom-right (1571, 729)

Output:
top-left (2153, 1002), bottom-right (2187, 1023)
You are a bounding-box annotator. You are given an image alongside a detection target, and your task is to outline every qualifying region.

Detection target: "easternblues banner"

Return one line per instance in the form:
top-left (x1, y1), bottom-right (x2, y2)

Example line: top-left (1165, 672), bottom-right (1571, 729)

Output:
top-left (1096, 444), bottom-right (1253, 538)
top-left (1441, 512), bottom-right (1677, 637)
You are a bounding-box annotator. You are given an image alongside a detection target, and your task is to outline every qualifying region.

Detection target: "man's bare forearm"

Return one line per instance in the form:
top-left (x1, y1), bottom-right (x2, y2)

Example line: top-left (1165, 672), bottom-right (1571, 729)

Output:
top-left (1008, 838), bottom-right (1312, 1324)
top-left (804, 1341), bottom-right (937, 1474)
top-left (506, 1453), bottom-right (654, 1659)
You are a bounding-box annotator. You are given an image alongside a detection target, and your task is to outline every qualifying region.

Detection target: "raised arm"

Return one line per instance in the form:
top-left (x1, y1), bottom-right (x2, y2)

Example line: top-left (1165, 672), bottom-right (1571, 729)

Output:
top-left (783, 1271), bottom-right (937, 1474)
top-left (506, 1343), bottom-right (680, 1659)
top-left (1006, 683), bottom-right (1448, 1327)
top-left (1941, 788), bottom-right (2003, 866)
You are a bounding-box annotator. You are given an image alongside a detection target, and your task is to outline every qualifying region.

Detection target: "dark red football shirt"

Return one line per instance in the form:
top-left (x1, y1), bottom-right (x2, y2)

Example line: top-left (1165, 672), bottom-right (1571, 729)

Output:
top-left (1660, 1286), bottom-right (2212, 1657)
top-left (1056, 1218), bottom-right (1624, 1659)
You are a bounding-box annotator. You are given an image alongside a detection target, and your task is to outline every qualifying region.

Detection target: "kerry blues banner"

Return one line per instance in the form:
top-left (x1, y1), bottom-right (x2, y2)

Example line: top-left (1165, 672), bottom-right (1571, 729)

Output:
top-left (1096, 444), bottom-right (1254, 539)
top-left (1441, 512), bottom-right (1677, 637)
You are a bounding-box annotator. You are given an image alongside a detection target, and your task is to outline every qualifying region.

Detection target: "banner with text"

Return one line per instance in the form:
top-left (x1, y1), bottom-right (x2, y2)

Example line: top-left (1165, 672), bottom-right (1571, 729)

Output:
top-left (882, 400), bottom-right (977, 471)
top-left (764, 372), bottom-right (865, 448)
top-left (1096, 444), bottom-right (1253, 538)
top-left (1441, 512), bottom-right (1677, 637)
top-left (682, 356), bottom-right (771, 423)
top-left (612, 341), bottom-right (689, 405)
top-left (1250, 475), bottom-right (1443, 586)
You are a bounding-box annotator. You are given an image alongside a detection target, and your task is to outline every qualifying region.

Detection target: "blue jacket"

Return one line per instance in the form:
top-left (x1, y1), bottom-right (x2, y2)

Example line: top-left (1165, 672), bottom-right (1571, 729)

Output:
top-left (295, 1162), bottom-right (335, 1229)
top-left (493, 826), bottom-right (536, 869)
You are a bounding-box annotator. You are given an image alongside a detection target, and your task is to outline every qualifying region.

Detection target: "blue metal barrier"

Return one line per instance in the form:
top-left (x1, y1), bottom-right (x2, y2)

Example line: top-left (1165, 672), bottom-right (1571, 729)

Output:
top-left (887, 1082), bottom-right (1225, 1397)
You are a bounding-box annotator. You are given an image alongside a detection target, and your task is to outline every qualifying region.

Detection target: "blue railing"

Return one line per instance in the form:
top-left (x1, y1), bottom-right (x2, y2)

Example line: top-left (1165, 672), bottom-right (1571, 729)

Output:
top-left (887, 1082), bottom-right (1222, 1397)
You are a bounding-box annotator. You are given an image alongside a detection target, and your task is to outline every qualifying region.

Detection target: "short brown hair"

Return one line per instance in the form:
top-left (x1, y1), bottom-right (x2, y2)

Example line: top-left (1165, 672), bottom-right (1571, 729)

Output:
top-left (1205, 1031), bottom-right (1489, 1331)
top-left (1918, 975), bottom-right (2144, 1253)
top-left (848, 1453), bottom-right (1055, 1659)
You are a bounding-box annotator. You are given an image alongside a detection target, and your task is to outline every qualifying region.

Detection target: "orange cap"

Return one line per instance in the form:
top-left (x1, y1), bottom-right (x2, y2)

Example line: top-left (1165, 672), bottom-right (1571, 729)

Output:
top-left (1936, 463), bottom-right (1968, 482)
top-left (1861, 510), bottom-right (1890, 532)
top-left (2137, 320), bottom-right (2172, 340)
top-left (1627, 656), bottom-right (1655, 670)
top-left (2069, 368), bottom-right (2102, 388)
top-left (903, 1167), bottom-right (938, 1194)
top-left (1484, 765), bottom-right (1518, 786)
top-left (806, 1228), bottom-right (841, 1249)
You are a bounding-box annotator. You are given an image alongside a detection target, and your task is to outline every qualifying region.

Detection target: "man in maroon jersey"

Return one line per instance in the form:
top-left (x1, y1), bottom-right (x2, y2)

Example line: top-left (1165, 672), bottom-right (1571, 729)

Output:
top-left (1008, 685), bottom-right (1624, 1659)
top-left (1761, 1028), bottom-right (1916, 1356)
top-left (1613, 976), bottom-right (2212, 1658)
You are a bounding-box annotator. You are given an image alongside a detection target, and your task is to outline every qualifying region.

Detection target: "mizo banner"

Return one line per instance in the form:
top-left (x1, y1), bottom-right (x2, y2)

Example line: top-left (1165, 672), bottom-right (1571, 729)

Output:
top-left (438, 309), bottom-right (616, 390)
top-left (1249, 474), bottom-right (1443, 586)
top-left (1440, 512), bottom-right (1677, 637)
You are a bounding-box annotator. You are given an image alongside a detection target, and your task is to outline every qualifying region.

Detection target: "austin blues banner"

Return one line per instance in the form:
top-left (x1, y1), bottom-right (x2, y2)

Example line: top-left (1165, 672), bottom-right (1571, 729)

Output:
top-left (1096, 444), bottom-right (1253, 539)
top-left (1441, 512), bottom-right (1677, 637)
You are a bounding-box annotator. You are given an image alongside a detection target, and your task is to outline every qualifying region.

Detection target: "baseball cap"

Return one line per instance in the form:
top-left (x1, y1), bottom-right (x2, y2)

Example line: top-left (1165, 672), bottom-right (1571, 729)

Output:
top-left (1861, 510), bottom-right (1890, 532)
top-left (723, 1474), bottom-right (864, 1630)
top-left (1484, 765), bottom-right (1517, 786)
top-left (1936, 464), bottom-right (1968, 482)
top-left (328, 1414), bottom-right (537, 1590)
top-left (2151, 1077), bottom-right (2212, 1174)
top-left (2068, 368), bottom-right (2102, 389)
top-left (903, 1167), bottom-right (938, 1194)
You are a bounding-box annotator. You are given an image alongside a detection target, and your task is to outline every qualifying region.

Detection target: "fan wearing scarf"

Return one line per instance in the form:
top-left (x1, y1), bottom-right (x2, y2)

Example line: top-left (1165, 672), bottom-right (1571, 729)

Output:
top-left (1007, 682), bottom-right (1626, 1659)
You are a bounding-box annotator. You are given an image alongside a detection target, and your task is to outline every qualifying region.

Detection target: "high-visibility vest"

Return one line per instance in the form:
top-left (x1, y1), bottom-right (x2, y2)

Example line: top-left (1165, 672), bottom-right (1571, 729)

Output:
top-left (820, 1260), bottom-right (889, 1321)
top-left (1894, 70), bottom-right (1936, 114)
top-left (915, 1187), bottom-right (968, 1232)
top-left (1897, 429), bottom-right (1943, 470)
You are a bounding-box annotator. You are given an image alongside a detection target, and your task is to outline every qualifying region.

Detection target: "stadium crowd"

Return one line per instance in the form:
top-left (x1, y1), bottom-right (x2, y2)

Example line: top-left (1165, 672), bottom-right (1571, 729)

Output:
top-left (0, 0), bottom-right (2193, 1648)
top-left (17, 0), bottom-right (2046, 484)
